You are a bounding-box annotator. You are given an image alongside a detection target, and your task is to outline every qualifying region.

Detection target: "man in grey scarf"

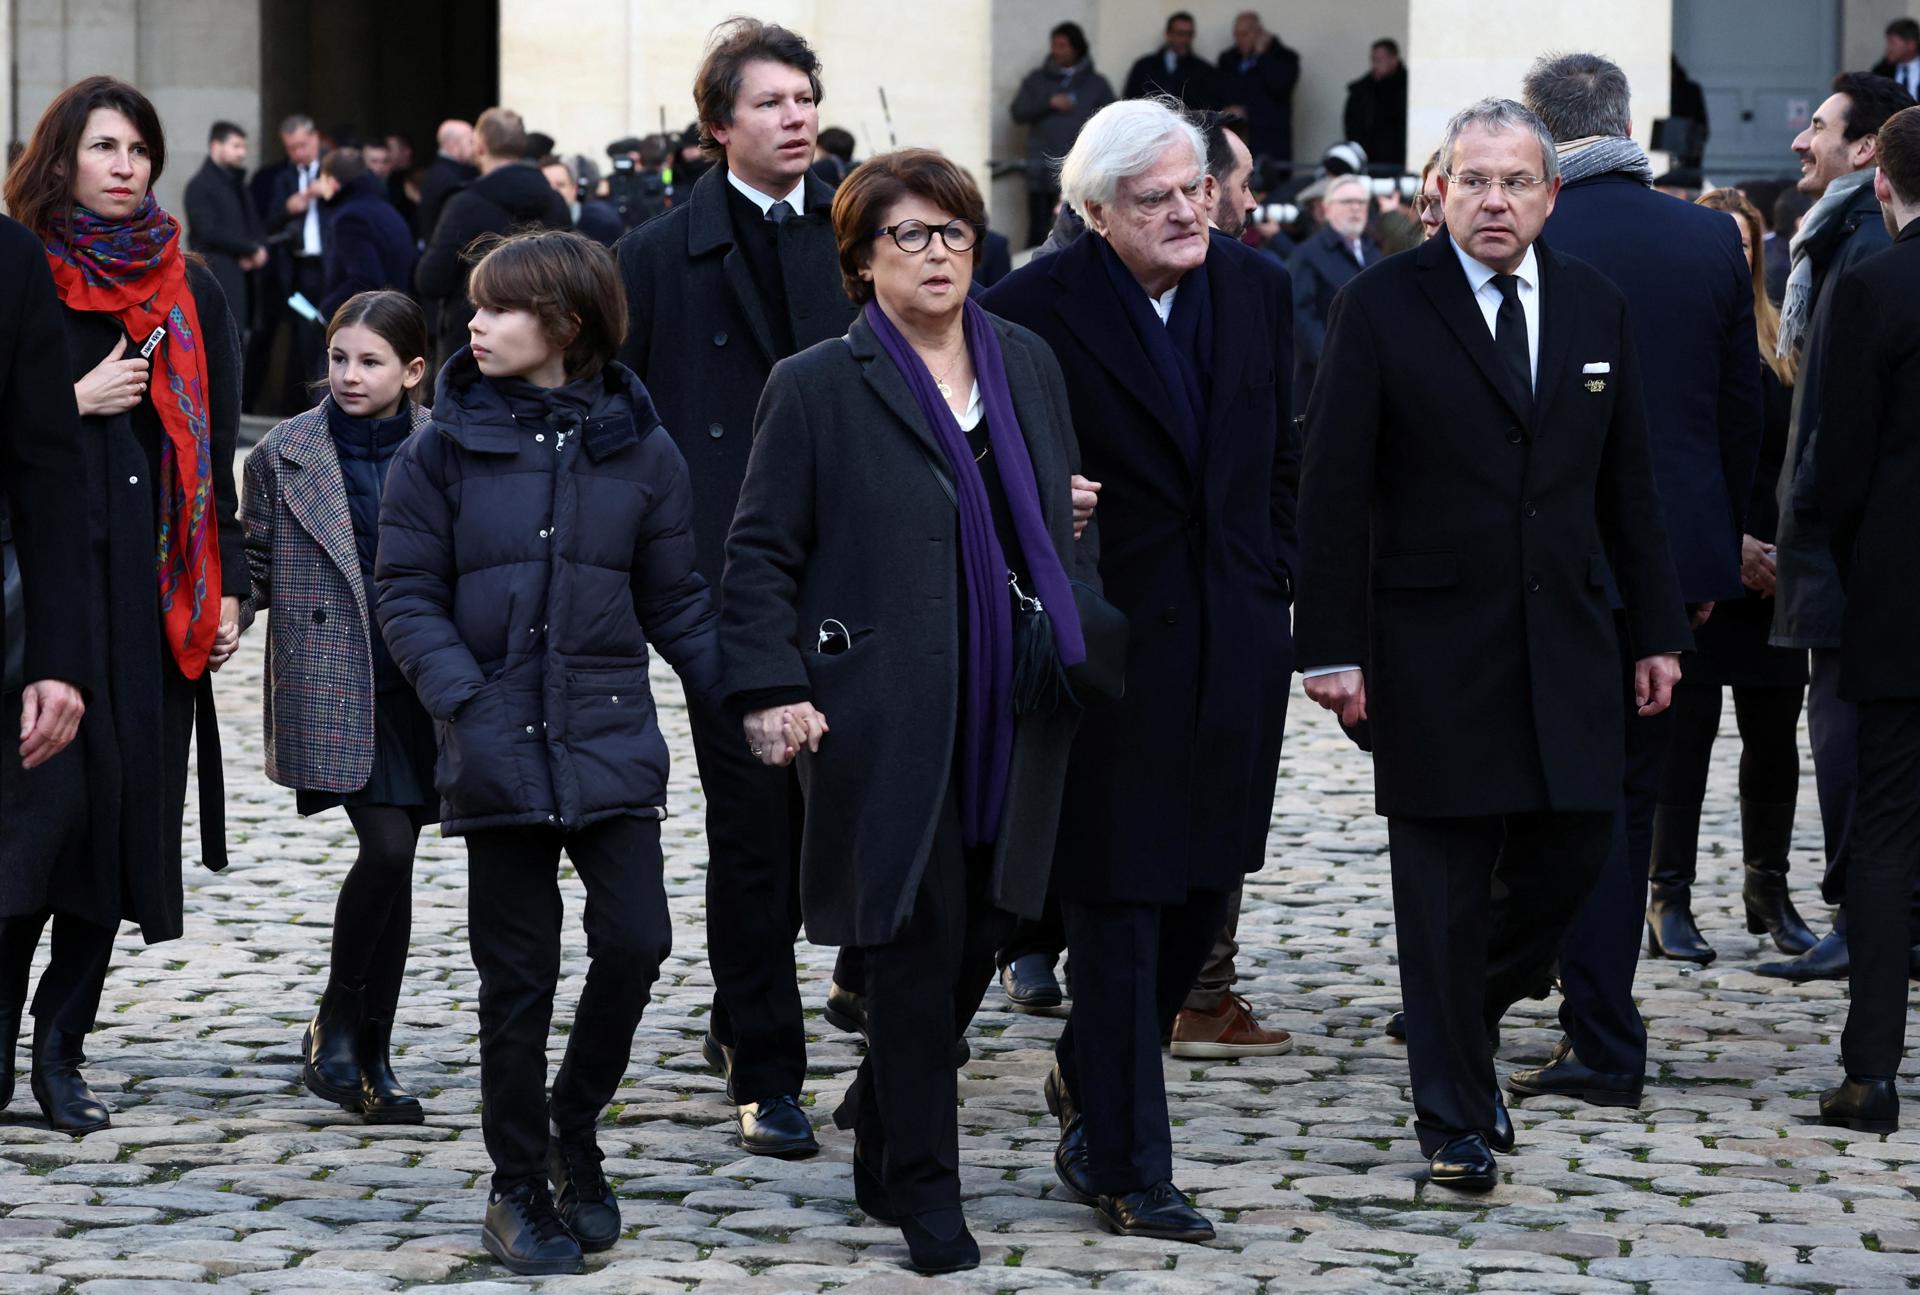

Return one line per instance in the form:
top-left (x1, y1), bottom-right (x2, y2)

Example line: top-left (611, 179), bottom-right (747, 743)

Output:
top-left (1757, 71), bottom-right (1917, 983)
top-left (1474, 52), bottom-right (1762, 1113)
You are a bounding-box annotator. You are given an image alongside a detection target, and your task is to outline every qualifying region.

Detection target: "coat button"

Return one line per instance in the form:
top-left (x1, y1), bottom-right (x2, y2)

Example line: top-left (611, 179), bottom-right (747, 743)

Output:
top-left (1523, 501), bottom-right (1537, 518)
top-left (611, 695), bottom-right (620, 704)
top-left (535, 432), bottom-right (546, 443)
top-left (312, 607), bottom-right (326, 623)
top-left (539, 528), bottom-right (550, 539)
top-left (524, 724), bottom-right (534, 734)
top-left (1506, 427), bottom-right (1523, 444)
top-left (708, 422), bottom-right (724, 439)
top-left (1187, 516), bottom-right (1201, 531)
top-left (713, 330), bottom-right (728, 346)
top-left (1162, 606), bottom-right (1177, 624)
top-left (1526, 576), bottom-right (1541, 593)
top-left (128, 474), bottom-right (140, 484)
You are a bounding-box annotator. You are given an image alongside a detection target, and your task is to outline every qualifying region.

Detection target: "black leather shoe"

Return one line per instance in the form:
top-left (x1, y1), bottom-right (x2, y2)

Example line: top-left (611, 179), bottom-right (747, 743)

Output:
top-left (823, 981), bottom-right (867, 1036)
top-left (1488, 1087), bottom-right (1515, 1154)
top-left (899, 1206), bottom-right (979, 1273)
top-left (852, 1139), bottom-right (896, 1223)
top-left (1506, 1038), bottom-right (1643, 1109)
top-left (1428, 1132), bottom-right (1498, 1192)
top-left (355, 1018), bottom-right (423, 1125)
top-left (547, 1128), bottom-right (620, 1251)
top-left (1001, 954), bottom-right (1064, 1011)
top-left (1094, 1181), bottom-right (1214, 1241)
top-left (1042, 1064), bottom-right (1096, 1202)
top-left (1384, 1010), bottom-right (1406, 1041)
top-left (1754, 925), bottom-right (1848, 981)
top-left (0, 1007), bottom-right (19, 1110)
top-left (1820, 1076), bottom-right (1899, 1134)
top-left (302, 979), bottom-right (365, 1110)
top-left (1042, 1063), bottom-right (1078, 1128)
top-left (482, 1180), bottom-right (584, 1276)
top-left (702, 1032), bottom-right (735, 1101)
top-left (29, 1025), bottom-right (109, 1135)
top-left (737, 1094), bottom-right (818, 1159)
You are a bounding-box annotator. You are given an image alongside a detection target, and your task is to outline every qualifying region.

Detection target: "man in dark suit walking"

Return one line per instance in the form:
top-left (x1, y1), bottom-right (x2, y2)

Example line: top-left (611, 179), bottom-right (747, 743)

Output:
top-left (1813, 105), bottom-right (1920, 1134)
top-left (1507, 52), bottom-right (1760, 1110)
top-left (983, 97), bottom-right (1297, 1240)
top-left (1288, 173), bottom-right (1384, 413)
top-left (1297, 99), bottom-right (1688, 1192)
top-left (1759, 72), bottom-right (1914, 981)
top-left (615, 17), bottom-right (856, 1162)
top-left (250, 114), bottom-right (327, 416)
top-left (183, 122), bottom-right (266, 341)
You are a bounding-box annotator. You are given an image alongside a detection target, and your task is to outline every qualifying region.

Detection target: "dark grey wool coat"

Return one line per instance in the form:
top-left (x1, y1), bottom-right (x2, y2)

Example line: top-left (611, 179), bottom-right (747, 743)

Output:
top-left (239, 397), bottom-right (435, 792)
top-left (719, 311), bottom-right (1096, 948)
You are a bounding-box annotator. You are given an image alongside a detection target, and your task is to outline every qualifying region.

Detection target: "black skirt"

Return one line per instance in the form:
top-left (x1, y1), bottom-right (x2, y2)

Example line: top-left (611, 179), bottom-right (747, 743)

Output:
top-left (1689, 594), bottom-right (1809, 690)
top-left (297, 687), bottom-right (440, 825)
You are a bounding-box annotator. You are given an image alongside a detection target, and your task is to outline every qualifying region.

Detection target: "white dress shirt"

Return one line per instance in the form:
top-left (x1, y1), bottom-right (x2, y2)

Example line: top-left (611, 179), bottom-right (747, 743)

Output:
top-left (1303, 239), bottom-right (1546, 681)
top-left (727, 169), bottom-right (807, 218)
top-left (1149, 283), bottom-right (1178, 324)
top-left (1897, 58), bottom-right (1920, 100)
top-left (297, 160), bottom-right (322, 257)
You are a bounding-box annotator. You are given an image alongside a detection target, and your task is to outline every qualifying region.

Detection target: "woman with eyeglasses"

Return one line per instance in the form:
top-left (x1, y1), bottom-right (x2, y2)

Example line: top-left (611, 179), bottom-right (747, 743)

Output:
top-left (1417, 149), bottom-right (1447, 240)
top-left (720, 148), bottom-right (1103, 1274)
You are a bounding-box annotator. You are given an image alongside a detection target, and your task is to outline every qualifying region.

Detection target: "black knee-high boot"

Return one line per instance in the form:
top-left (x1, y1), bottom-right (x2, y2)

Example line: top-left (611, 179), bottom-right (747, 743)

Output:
top-left (1646, 804), bottom-right (1716, 964)
top-left (1742, 798), bottom-right (1818, 955)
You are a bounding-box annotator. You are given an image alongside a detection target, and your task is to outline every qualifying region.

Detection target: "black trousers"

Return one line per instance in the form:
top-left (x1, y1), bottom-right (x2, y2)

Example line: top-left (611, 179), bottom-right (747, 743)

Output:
top-left (998, 896), bottom-right (1065, 968)
top-left (1552, 621), bottom-right (1674, 1076)
top-left (1809, 647), bottom-right (1859, 906)
top-left (1841, 700), bottom-right (1920, 1078)
top-left (0, 909), bottom-right (116, 1036)
top-left (1659, 678), bottom-right (1804, 808)
top-left (835, 790), bottom-right (1013, 1215)
top-left (1392, 810), bottom-right (1613, 1154)
top-left (687, 702), bottom-right (807, 1105)
top-left (1055, 888), bottom-right (1229, 1194)
top-left (466, 815), bottom-right (670, 1188)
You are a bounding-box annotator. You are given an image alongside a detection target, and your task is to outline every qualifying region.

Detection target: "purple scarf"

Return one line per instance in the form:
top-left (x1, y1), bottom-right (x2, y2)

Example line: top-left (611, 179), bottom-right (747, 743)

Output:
top-left (864, 298), bottom-right (1086, 845)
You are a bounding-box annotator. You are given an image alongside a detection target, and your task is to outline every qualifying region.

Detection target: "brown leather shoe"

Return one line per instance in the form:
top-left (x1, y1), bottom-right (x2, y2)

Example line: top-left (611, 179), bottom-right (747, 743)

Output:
top-left (1168, 994), bottom-right (1293, 1058)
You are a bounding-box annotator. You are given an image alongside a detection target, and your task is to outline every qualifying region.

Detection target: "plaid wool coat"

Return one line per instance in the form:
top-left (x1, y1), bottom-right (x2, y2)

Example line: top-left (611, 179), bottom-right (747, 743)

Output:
top-left (240, 397), bottom-right (434, 792)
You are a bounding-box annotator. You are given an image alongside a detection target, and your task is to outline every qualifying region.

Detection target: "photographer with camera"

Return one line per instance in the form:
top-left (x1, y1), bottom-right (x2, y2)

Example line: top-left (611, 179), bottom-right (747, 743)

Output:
top-left (605, 136), bottom-right (671, 230)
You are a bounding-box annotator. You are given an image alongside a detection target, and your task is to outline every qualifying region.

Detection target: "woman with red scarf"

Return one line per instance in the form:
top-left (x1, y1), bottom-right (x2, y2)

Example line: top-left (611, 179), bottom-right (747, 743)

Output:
top-left (0, 77), bottom-right (245, 1134)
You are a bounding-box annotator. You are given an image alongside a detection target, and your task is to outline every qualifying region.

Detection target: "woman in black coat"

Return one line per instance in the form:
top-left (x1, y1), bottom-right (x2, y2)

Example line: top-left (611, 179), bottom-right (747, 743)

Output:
top-left (721, 151), bottom-right (1096, 1275)
top-left (1648, 188), bottom-right (1815, 965)
top-left (0, 77), bottom-right (246, 1135)
top-left (313, 148), bottom-right (418, 320)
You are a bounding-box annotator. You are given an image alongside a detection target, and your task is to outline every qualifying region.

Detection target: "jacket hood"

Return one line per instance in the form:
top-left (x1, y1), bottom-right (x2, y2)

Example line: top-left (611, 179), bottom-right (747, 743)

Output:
top-left (329, 172), bottom-right (392, 207)
top-left (431, 347), bottom-right (664, 449)
top-left (469, 161), bottom-right (567, 220)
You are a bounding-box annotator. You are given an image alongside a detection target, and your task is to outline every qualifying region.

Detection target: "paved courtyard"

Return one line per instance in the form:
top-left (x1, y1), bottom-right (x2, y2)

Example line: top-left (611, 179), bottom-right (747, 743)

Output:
top-left (4, 602), bottom-right (1920, 1293)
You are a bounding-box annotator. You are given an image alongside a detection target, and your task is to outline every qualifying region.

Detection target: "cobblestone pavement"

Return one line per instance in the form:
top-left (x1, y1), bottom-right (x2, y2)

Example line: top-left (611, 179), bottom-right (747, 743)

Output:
top-left (4, 600), bottom-right (1918, 1293)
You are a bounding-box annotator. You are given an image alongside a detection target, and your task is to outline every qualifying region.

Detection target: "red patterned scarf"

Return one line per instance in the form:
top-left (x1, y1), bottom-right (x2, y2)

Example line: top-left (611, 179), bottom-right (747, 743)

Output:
top-left (45, 196), bottom-right (219, 678)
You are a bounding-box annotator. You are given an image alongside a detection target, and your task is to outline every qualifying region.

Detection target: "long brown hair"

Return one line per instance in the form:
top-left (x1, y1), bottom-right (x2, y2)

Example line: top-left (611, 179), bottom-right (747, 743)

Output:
top-left (4, 76), bottom-right (167, 237)
top-left (1696, 188), bottom-right (1795, 385)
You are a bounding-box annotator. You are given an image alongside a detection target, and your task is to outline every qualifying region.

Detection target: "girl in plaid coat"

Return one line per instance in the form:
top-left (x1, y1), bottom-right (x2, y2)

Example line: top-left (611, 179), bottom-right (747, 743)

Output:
top-left (239, 290), bottom-right (435, 1125)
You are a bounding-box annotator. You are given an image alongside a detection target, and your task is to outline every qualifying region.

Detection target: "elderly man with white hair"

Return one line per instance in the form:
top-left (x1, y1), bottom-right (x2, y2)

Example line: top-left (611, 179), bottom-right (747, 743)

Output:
top-left (1288, 172), bottom-right (1384, 413)
top-left (982, 97), bottom-right (1297, 1242)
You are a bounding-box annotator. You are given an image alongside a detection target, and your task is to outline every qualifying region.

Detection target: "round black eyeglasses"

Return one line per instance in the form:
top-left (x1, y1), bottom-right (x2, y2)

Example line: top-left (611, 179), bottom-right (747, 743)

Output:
top-left (872, 219), bottom-right (979, 253)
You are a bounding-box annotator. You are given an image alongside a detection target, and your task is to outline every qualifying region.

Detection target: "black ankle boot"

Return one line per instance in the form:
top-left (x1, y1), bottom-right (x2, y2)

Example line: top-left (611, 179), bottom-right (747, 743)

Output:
top-left (1741, 798), bottom-right (1817, 955)
top-left (0, 1006), bottom-right (20, 1110)
top-left (30, 1023), bottom-right (109, 1135)
top-left (1645, 804), bottom-right (1716, 964)
top-left (302, 979), bottom-right (365, 1111)
top-left (354, 1018), bottom-right (422, 1125)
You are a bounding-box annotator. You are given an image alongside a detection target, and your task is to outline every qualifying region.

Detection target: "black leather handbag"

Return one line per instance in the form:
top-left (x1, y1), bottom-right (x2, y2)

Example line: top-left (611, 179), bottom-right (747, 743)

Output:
top-left (1011, 572), bottom-right (1127, 713)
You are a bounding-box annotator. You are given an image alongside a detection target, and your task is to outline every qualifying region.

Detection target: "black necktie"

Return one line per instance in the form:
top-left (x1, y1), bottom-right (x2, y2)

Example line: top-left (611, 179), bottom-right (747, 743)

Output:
top-left (1492, 273), bottom-right (1532, 412)
top-left (767, 199), bottom-right (794, 225)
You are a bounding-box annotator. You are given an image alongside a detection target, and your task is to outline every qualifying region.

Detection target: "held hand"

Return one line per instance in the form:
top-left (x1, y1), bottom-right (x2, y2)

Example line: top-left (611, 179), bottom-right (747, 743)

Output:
top-left (1740, 534), bottom-right (1778, 596)
top-left (19, 679), bottom-right (84, 769)
top-left (1303, 668), bottom-right (1367, 728)
top-left (286, 189), bottom-right (312, 216)
top-left (1691, 601), bottom-right (1715, 629)
top-left (1048, 93), bottom-right (1075, 113)
top-left (207, 597), bottom-right (243, 671)
top-left (1635, 652), bottom-right (1682, 717)
top-left (1069, 474), bottom-right (1101, 540)
top-left (744, 701), bottom-right (829, 767)
top-left (73, 335), bottom-right (149, 418)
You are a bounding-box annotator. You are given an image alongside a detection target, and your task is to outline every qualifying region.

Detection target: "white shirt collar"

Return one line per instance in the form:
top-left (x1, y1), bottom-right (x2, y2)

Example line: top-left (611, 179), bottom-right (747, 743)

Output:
top-left (727, 169), bottom-right (806, 218)
top-left (1451, 238), bottom-right (1539, 298)
top-left (1150, 283), bottom-right (1179, 324)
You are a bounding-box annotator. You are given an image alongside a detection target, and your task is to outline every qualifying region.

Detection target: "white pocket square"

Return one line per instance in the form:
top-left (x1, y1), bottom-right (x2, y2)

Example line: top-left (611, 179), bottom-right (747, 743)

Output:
top-left (1582, 362), bottom-right (1611, 374)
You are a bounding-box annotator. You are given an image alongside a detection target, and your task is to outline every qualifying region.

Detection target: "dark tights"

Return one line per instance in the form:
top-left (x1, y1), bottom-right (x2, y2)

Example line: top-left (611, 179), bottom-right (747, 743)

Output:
top-left (1658, 679), bottom-right (1804, 809)
top-left (331, 805), bottom-right (420, 1021)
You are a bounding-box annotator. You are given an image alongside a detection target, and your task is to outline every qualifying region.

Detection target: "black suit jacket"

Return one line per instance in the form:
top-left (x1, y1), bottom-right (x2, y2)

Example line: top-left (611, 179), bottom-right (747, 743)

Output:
top-left (1217, 41), bottom-right (1301, 161)
top-left (982, 232), bottom-right (1297, 902)
top-left (1124, 49), bottom-right (1218, 106)
top-left (1818, 218), bottom-right (1920, 700)
top-left (1296, 233), bottom-right (1690, 818)
top-left (183, 158), bottom-right (264, 328)
top-left (1543, 173), bottom-right (1761, 604)
top-left (1288, 224), bottom-right (1382, 413)
top-left (251, 159), bottom-right (323, 303)
top-left (615, 167), bottom-right (856, 589)
top-left (416, 154), bottom-right (479, 243)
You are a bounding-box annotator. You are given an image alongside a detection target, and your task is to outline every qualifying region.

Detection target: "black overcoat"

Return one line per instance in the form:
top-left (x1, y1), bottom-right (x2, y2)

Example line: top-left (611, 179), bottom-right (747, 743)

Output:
top-left (1817, 219), bottom-right (1920, 702)
top-left (719, 312), bottom-right (1093, 946)
top-left (1295, 234), bottom-right (1691, 819)
top-left (54, 262), bottom-right (246, 941)
top-left (615, 166), bottom-right (856, 590)
top-left (183, 158), bottom-right (264, 332)
top-left (319, 174), bottom-right (417, 319)
top-left (1289, 224), bottom-right (1382, 413)
top-left (981, 231), bottom-right (1298, 903)
top-left (414, 163), bottom-right (571, 365)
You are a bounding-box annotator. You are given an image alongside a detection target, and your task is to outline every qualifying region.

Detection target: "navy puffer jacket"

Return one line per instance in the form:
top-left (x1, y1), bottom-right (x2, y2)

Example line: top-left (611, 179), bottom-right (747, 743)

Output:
top-left (375, 351), bottom-right (721, 834)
